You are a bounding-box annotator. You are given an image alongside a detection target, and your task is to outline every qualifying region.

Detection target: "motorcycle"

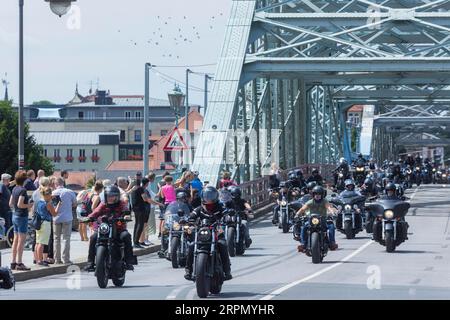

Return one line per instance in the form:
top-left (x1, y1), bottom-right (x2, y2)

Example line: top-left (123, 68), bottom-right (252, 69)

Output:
top-left (167, 210), bottom-right (193, 269)
top-left (353, 165), bottom-right (367, 186)
top-left (83, 215), bottom-right (137, 288)
top-left (303, 214), bottom-right (332, 264)
top-left (224, 208), bottom-right (247, 257)
top-left (403, 167), bottom-right (413, 189)
top-left (334, 169), bottom-right (347, 192)
top-left (366, 199), bottom-right (410, 252)
top-left (413, 166), bottom-right (422, 186)
top-left (193, 219), bottom-right (225, 298)
top-left (278, 194), bottom-right (294, 233)
top-left (331, 195), bottom-right (365, 239)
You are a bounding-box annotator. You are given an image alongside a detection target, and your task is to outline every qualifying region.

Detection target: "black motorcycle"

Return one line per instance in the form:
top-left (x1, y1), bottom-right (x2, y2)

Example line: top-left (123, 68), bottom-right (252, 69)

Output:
top-left (366, 199), bottom-right (410, 252)
top-left (403, 167), bottom-right (413, 189)
top-left (278, 194), bottom-right (294, 233)
top-left (167, 210), bottom-right (193, 269)
top-left (334, 169), bottom-right (347, 192)
top-left (193, 219), bottom-right (225, 298)
top-left (224, 209), bottom-right (247, 257)
top-left (413, 166), bottom-right (422, 186)
top-left (84, 215), bottom-right (137, 288)
top-left (303, 214), bottom-right (332, 264)
top-left (353, 165), bottom-right (367, 186)
top-left (331, 195), bottom-right (365, 239)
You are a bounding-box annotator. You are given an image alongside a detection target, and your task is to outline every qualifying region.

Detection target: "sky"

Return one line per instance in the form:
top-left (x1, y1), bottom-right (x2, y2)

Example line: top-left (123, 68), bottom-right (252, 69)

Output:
top-left (0, 0), bottom-right (232, 105)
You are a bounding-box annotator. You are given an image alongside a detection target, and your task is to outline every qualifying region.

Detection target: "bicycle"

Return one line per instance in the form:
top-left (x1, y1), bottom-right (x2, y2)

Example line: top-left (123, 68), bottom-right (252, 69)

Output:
top-left (5, 219), bottom-right (36, 250)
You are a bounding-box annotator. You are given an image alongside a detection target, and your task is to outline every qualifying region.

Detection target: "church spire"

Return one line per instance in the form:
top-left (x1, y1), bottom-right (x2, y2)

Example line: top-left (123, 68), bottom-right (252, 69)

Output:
top-left (2, 73), bottom-right (9, 101)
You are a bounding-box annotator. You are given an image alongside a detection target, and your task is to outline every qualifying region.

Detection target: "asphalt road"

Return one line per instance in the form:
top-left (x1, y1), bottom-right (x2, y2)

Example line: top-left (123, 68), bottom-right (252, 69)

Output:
top-left (1, 185), bottom-right (449, 300)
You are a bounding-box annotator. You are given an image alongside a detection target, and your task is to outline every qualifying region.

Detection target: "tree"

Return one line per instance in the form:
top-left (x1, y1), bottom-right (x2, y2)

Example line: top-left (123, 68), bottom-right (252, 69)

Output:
top-left (0, 100), bottom-right (54, 175)
top-left (32, 100), bottom-right (55, 105)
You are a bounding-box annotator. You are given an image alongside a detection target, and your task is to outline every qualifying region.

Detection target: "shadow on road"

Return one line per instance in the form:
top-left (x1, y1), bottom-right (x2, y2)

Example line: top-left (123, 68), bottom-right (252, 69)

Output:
top-left (238, 253), bottom-right (280, 257)
top-left (393, 250), bottom-right (436, 254)
top-left (320, 260), bottom-right (367, 264)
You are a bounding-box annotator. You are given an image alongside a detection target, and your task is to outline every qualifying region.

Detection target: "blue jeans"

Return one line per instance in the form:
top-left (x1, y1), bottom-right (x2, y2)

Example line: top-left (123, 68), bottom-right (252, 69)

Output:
top-left (300, 220), bottom-right (336, 246)
top-left (12, 215), bottom-right (28, 234)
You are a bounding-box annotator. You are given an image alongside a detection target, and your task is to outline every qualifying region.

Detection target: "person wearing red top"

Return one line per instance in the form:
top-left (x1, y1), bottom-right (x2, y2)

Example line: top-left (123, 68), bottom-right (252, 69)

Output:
top-left (84, 186), bottom-right (134, 272)
top-left (218, 171), bottom-right (237, 189)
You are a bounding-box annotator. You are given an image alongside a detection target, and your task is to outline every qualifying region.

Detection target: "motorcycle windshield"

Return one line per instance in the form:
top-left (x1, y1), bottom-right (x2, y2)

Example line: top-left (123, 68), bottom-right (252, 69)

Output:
top-left (341, 195), bottom-right (366, 206)
top-left (367, 200), bottom-right (410, 218)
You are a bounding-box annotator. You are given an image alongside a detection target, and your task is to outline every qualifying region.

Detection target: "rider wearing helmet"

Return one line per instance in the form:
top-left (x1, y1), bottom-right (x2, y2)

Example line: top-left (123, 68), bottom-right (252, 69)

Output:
top-left (306, 168), bottom-right (324, 186)
top-left (272, 180), bottom-right (296, 225)
top-left (361, 176), bottom-right (379, 198)
top-left (381, 183), bottom-right (401, 200)
top-left (295, 186), bottom-right (338, 252)
top-left (339, 179), bottom-right (361, 198)
top-left (184, 186), bottom-right (232, 281)
top-left (333, 158), bottom-right (351, 188)
top-left (84, 186), bottom-right (135, 272)
top-left (227, 186), bottom-right (253, 248)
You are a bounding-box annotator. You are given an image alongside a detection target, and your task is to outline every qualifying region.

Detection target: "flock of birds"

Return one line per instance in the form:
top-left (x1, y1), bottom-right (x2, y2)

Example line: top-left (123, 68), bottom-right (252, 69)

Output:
top-left (118, 13), bottom-right (225, 59)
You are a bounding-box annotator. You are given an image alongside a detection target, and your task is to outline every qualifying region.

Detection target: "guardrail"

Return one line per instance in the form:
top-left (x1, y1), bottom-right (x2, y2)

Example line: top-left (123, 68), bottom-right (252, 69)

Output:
top-left (239, 164), bottom-right (335, 209)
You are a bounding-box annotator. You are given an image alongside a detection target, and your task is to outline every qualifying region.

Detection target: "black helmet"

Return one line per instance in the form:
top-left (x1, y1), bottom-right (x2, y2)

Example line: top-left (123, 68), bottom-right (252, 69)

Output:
top-left (358, 153), bottom-right (363, 158)
top-left (344, 179), bottom-right (355, 189)
top-left (201, 186), bottom-right (219, 204)
top-left (306, 181), bottom-right (317, 190)
top-left (228, 186), bottom-right (242, 199)
top-left (312, 186), bottom-right (325, 197)
top-left (385, 183), bottom-right (396, 193)
top-left (176, 191), bottom-right (188, 202)
top-left (288, 171), bottom-right (296, 180)
top-left (104, 185), bottom-right (120, 206)
top-left (279, 181), bottom-right (287, 188)
top-left (311, 168), bottom-right (319, 175)
top-left (295, 169), bottom-right (304, 178)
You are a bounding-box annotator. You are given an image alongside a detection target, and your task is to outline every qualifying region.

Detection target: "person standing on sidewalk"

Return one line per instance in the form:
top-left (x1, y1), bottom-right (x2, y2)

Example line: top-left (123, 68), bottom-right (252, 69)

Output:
top-left (52, 177), bottom-right (77, 264)
top-left (24, 170), bottom-right (37, 191)
top-left (0, 173), bottom-right (12, 234)
top-left (9, 170), bottom-right (33, 271)
top-left (34, 170), bottom-right (45, 189)
top-left (142, 172), bottom-right (157, 245)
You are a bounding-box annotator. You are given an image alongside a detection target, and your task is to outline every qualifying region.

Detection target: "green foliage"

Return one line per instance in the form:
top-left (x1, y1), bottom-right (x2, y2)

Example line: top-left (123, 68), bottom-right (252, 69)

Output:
top-left (32, 100), bottom-right (55, 105)
top-left (0, 100), bottom-right (54, 175)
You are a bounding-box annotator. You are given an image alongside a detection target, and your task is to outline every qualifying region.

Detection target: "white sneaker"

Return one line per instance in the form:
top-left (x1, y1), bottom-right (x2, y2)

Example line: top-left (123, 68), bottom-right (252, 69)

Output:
top-left (144, 240), bottom-right (153, 246)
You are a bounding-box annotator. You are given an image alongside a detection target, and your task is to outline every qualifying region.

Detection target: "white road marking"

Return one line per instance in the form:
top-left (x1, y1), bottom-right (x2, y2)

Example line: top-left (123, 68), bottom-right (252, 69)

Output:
top-left (166, 285), bottom-right (190, 300)
top-left (186, 288), bottom-right (197, 300)
top-left (260, 240), bottom-right (374, 300)
top-left (408, 187), bottom-right (419, 202)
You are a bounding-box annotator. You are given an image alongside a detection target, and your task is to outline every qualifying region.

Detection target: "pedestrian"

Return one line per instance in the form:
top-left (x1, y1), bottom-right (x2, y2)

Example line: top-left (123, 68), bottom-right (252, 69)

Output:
top-left (141, 172), bottom-right (158, 245)
top-left (189, 171), bottom-right (203, 200)
top-left (31, 176), bottom-right (51, 264)
top-left (218, 171), bottom-right (237, 189)
top-left (52, 177), bottom-right (77, 264)
top-left (34, 170), bottom-right (45, 189)
top-left (116, 177), bottom-right (130, 205)
top-left (133, 178), bottom-right (163, 248)
top-left (35, 186), bottom-right (61, 266)
top-left (91, 180), bottom-right (104, 211)
top-left (0, 173), bottom-right (12, 234)
top-left (156, 175), bottom-right (176, 238)
top-left (175, 170), bottom-right (193, 191)
top-left (9, 170), bottom-right (33, 271)
top-left (76, 187), bottom-right (94, 241)
top-left (61, 170), bottom-right (69, 188)
top-left (24, 170), bottom-right (37, 191)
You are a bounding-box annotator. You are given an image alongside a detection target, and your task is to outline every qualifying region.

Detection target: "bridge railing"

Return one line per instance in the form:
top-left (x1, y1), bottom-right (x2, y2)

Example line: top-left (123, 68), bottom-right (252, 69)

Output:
top-left (239, 164), bottom-right (335, 209)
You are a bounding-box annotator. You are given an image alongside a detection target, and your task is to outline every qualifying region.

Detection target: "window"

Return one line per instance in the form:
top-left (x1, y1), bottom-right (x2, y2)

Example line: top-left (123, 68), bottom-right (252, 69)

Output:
top-left (78, 111), bottom-right (84, 119)
top-left (92, 149), bottom-right (99, 162)
top-left (125, 111), bottom-right (132, 120)
top-left (161, 130), bottom-right (168, 136)
top-left (79, 149), bottom-right (86, 162)
top-left (66, 149), bottom-right (73, 162)
top-left (135, 111), bottom-right (141, 119)
top-left (164, 151), bottom-right (172, 163)
top-left (44, 149), bottom-right (48, 157)
top-left (149, 130), bottom-right (152, 136)
top-left (86, 111), bottom-right (95, 120)
top-left (134, 130), bottom-right (142, 142)
top-left (103, 111), bottom-right (107, 120)
top-left (53, 149), bottom-right (61, 162)
top-left (120, 130), bottom-right (126, 142)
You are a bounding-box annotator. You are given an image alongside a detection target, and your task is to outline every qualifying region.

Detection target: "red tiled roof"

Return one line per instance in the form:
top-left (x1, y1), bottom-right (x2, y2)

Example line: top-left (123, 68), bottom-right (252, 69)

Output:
top-left (348, 105), bottom-right (364, 112)
top-left (54, 171), bottom-right (95, 189)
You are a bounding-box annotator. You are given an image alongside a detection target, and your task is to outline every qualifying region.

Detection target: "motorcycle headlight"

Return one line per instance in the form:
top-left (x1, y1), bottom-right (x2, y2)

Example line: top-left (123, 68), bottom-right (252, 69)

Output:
top-left (357, 167), bottom-right (364, 172)
top-left (384, 210), bottom-right (394, 220)
top-left (198, 228), bottom-right (211, 242)
top-left (99, 223), bottom-right (110, 235)
top-left (339, 173), bottom-right (343, 178)
top-left (433, 168), bottom-right (436, 172)
top-left (173, 222), bottom-right (181, 231)
top-left (345, 204), bottom-right (352, 211)
top-left (443, 174), bottom-right (447, 178)
top-left (407, 170), bottom-right (411, 174)
top-left (416, 167), bottom-right (420, 170)
top-left (311, 217), bottom-right (320, 225)
top-left (281, 200), bottom-right (288, 206)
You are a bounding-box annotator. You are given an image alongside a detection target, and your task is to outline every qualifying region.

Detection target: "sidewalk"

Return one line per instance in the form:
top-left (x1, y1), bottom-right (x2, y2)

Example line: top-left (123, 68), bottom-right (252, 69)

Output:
top-left (0, 219), bottom-right (161, 282)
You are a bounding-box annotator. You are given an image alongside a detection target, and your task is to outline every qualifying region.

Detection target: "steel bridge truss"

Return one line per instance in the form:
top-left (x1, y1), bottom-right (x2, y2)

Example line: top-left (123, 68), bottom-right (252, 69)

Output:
top-left (193, 0), bottom-right (450, 185)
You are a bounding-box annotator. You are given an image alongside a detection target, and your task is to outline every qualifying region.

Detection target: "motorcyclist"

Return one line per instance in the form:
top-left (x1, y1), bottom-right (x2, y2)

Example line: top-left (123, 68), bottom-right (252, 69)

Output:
top-left (414, 155), bottom-right (422, 167)
top-left (158, 190), bottom-right (192, 258)
top-left (287, 169), bottom-right (306, 190)
top-left (271, 181), bottom-right (295, 225)
top-left (391, 161), bottom-right (403, 183)
top-left (354, 153), bottom-right (367, 167)
top-left (404, 154), bottom-right (415, 167)
top-left (226, 186), bottom-right (254, 248)
top-left (360, 176), bottom-right (379, 198)
top-left (368, 158), bottom-right (377, 170)
top-left (339, 179), bottom-right (361, 198)
top-left (306, 169), bottom-right (324, 186)
top-left (184, 186), bottom-right (232, 281)
top-left (333, 158), bottom-right (351, 188)
top-left (84, 186), bottom-right (134, 272)
top-left (295, 186), bottom-right (338, 252)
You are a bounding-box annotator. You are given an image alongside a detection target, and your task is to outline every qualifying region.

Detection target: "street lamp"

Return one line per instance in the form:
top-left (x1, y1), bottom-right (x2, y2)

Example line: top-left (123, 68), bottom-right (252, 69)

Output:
top-left (168, 84), bottom-right (185, 128)
top-left (45, 0), bottom-right (76, 17)
top-left (18, 0), bottom-right (76, 170)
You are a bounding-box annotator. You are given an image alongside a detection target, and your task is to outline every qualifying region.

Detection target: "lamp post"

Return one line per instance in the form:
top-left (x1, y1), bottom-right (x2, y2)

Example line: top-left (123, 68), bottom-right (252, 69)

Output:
top-left (18, 0), bottom-right (76, 170)
top-left (168, 84), bottom-right (185, 129)
top-left (143, 63), bottom-right (153, 177)
top-left (185, 69), bottom-right (193, 168)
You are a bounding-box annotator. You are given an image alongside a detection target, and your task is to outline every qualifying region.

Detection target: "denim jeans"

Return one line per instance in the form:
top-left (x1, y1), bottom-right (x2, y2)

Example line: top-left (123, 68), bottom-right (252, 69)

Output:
top-left (300, 220), bottom-right (336, 246)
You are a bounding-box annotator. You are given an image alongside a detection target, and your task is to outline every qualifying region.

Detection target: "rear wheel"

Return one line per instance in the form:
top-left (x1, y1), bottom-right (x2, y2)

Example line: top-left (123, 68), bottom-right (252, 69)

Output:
top-left (171, 237), bottom-right (180, 268)
top-left (311, 232), bottom-right (321, 264)
top-left (282, 212), bottom-right (289, 233)
top-left (385, 230), bottom-right (396, 253)
top-left (344, 221), bottom-right (355, 239)
top-left (112, 275), bottom-right (125, 287)
top-left (95, 246), bottom-right (109, 289)
top-left (227, 227), bottom-right (236, 257)
top-left (6, 226), bottom-right (14, 248)
top-left (195, 253), bottom-right (210, 298)
top-left (236, 229), bottom-right (246, 256)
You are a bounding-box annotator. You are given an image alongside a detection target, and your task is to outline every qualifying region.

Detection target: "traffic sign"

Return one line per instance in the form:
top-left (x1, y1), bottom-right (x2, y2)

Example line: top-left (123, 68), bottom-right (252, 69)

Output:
top-left (163, 128), bottom-right (188, 151)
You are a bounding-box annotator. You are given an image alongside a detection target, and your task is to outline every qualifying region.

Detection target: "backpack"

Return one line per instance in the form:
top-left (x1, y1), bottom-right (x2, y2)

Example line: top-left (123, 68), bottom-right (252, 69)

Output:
top-left (31, 211), bottom-right (43, 230)
top-left (78, 191), bottom-right (94, 217)
top-left (0, 267), bottom-right (15, 290)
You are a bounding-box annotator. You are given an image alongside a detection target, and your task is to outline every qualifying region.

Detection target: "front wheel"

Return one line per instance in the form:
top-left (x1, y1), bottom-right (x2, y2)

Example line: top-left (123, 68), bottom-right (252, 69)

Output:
top-left (227, 227), bottom-right (236, 257)
top-left (385, 230), bottom-right (396, 253)
top-left (171, 237), bottom-right (180, 268)
top-left (195, 253), bottom-right (211, 298)
top-left (311, 232), bottom-right (322, 264)
top-left (210, 274), bottom-right (223, 295)
top-left (282, 212), bottom-right (289, 233)
top-left (344, 221), bottom-right (355, 239)
top-left (95, 246), bottom-right (110, 289)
